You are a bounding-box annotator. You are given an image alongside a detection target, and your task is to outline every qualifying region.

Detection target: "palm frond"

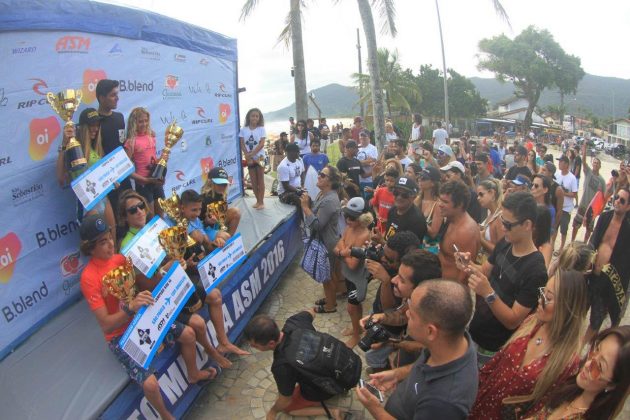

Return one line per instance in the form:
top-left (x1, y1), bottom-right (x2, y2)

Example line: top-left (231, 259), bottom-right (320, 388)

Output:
top-left (372, 0), bottom-right (397, 37)
top-left (276, 12), bottom-right (293, 48)
top-left (239, 0), bottom-right (261, 21)
top-left (491, 0), bottom-right (511, 30)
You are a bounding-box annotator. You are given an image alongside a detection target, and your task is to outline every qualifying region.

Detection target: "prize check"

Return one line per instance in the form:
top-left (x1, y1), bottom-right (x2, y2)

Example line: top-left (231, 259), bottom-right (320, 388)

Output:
top-left (71, 146), bottom-right (134, 211)
top-left (121, 216), bottom-right (169, 278)
top-left (198, 233), bottom-right (246, 293)
top-left (119, 263), bottom-right (194, 368)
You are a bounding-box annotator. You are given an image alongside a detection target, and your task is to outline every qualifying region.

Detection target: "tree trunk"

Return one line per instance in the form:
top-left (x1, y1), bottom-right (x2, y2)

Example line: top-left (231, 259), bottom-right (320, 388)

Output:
top-left (524, 90), bottom-right (541, 132)
top-left (290, 0), bottom-right (308, 121)
top-left (356, 0), bottom-right (385, 150)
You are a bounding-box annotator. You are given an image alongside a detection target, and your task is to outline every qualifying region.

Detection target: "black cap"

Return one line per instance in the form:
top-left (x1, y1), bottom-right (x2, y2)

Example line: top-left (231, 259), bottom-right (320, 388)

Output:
top-left (395, 177), bottom-right (419, 194)
top-left (420, 166), bottom-right (441, 183)
top-left (280, 131), bottom-right (288, 136)
top-left (80, 215), bottom-right (110, 242)
top-left (208, 167), bottom-right (229, 184)
top-left (79, 108), bottom-right (101, 126)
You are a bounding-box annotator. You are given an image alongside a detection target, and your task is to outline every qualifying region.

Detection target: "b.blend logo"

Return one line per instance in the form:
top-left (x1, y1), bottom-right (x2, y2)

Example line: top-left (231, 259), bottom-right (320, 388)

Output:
top-left (163, 75), bottom-right (182, 100)
top-left (218, 103), bottom-right (231, 124)
top-left (192, 107), bottom-right (212, 125)
top-left (29, 117), bottom-right (61, 161)
top-left (35, 219), bottom-right (80, 248)
top-left (55, 36), bottom-right (90, 54)
top-left (0, 232), bottom-right (22, 284)
top-left (119, 79), bottom-right (154, 92)
top-left (82, 69), bottom-right (107, 104)
top-left (11, 182), bottom-right (44, 207)
top-left (16, 78), bottom-right (49, 109)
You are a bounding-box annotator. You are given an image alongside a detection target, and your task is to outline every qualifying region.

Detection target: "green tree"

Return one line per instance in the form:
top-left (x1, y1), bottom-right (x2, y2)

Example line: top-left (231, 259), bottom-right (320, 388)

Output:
top-left (353, 48), bottom-right (421, 117)
top-left (478, 26), bottom-right (584, 129)
top-left (240, 0), bottom-right (309, 121)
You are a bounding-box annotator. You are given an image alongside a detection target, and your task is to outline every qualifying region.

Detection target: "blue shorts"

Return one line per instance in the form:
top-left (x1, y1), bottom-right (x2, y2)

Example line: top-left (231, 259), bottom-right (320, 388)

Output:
top-left (108, 320), bottom-right (185, 384)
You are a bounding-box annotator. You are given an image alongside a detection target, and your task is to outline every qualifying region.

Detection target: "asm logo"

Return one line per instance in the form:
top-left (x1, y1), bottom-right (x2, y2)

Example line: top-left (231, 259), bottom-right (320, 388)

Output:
top-left (175, 170), bottom-right (186, 181)
top-left (31, 78), bottom-right (48, 96)
top-left (196, 107), bottom-right (207, 118)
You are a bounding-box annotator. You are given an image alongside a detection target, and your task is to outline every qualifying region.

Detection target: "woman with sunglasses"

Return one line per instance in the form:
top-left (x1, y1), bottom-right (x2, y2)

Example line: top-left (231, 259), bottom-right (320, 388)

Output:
top-left (417, 166), bottom-right (443, 254)
top-left (301, 166), bottom-right (342, 314)
top-left (477, 179), bottom-right (504, 263)
top-left (524, 326), bottom-right (630, 420)
top-left (469, 270), bottom-right (589, 420)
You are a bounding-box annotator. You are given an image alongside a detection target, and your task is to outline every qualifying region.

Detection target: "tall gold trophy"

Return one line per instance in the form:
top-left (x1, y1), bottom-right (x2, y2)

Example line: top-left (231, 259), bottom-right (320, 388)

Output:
top-left (158, 224), bottom-right (189, 261)
top-left (102, 257), bottom-right (137, 304)
top-left (158, 189), bottom-right (197, 247)
top-left (151, 121), bottom-right (184, 180)
top-left (46, 89), bottom-right (87, 172)
top-left (207, 201), bottom-right (228, 232)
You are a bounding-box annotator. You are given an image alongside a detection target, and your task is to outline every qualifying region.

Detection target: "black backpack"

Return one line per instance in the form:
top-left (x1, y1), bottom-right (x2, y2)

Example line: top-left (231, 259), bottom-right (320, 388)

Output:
top-left (283, 328), bottom-right (362, 400)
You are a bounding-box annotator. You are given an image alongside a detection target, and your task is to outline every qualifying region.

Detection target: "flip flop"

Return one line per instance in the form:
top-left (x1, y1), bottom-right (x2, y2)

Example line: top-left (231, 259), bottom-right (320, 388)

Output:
top-left (313, 304), bottom-right (337, 314)
top-left (314, 297), bottom-right (327, 306)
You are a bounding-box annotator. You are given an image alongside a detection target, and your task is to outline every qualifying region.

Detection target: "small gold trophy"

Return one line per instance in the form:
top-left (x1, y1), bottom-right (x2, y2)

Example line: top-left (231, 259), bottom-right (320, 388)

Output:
top-left (46, 89), bottom-right (87, 172)
top-left (102, 257), bottom-right (137, 304)
top-left (158, 189), bottom-right (197, 247)
top-left (207, 201), bottom-right (228, 232)
top-left (151, 121), bottom-right (184, 180)
top-left (158, 224), bottom-right (189, 261)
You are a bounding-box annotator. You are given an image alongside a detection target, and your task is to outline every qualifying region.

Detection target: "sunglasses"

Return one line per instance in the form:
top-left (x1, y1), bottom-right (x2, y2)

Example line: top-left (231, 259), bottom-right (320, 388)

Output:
top-left (126, 201), bottom-right (146, 215)
top-left (318, 171), bottom-right (329, 178)
top-left (500, 215), bottom-right (524, 231)
top-left (537, 287), bottom-right (554, 308)
top-left (585, 344), bottom-right (614, 383)
top-left (393, 190), bottom-right (412, 199)
top-left (614, 194), bottom-right (627, 205)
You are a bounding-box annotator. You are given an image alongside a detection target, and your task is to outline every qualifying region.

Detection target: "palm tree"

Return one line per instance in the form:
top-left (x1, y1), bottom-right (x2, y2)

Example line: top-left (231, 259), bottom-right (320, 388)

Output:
top-left (353, 48), bottom-right (421, 117)
top-left (240, 0), bottom-right (308, 122)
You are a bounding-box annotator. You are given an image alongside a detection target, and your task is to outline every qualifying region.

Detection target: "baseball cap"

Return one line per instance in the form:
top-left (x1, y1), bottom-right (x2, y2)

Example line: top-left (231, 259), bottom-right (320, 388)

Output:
top-left (342, 197), bottom-right (365, 218)
top-left (280, 131), bottom-right (288, 137)
top-left (79, 108), bottom-right (101, 126)
top-left (285, 143), bottom-right (300, 153)
top-left (394, 176), bottom-right (419, 194)
top-left (512, 174), bottom-right (532, 187)
top-left (556, 155), bottom-right (569, 164)
top-left (440, 161), bottom-right (465, 175)
top-left (80, 215), bottom-right (110, 242)
top-left (420, 166), bottom-right (441, 183)
top-left (437, 144), bottom-right (454, 157)
top-left (209, 167), bottom-right (229, 185)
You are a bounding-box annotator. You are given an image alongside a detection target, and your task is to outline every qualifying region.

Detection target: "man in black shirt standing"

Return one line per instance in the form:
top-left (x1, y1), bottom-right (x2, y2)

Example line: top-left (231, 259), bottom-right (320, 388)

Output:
top-left (382, 177), bottom-right (427, 242)
top-left (336, 140), bottom-right (362, 194)
top-left (96, 79), bottom-right (128, 217)
top-left (456, 191), bottom-right (547, 363)
top-left (502, 145), bottom-right (532, 190)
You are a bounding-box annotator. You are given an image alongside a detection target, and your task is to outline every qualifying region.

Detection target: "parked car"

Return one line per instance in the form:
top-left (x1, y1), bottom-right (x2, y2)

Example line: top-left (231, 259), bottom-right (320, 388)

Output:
top-left (604, 142), bottom-right (617, 153)
top-left (591, 137), bottom-right (605, 150)
top-left (611, 144), bottom-right (627, 159)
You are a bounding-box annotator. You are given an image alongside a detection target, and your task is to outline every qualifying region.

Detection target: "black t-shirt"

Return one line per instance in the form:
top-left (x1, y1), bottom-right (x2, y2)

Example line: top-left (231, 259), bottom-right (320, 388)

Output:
top-left (467, 188), bottom-right (484, 223)
top-left (372, 267), bottom-right (405, 335)
top-left (504, 165), bottom-right (532, 181)
top-left (385, 204), bottom-right (427, 242)
top-left (337, 157), bottom-right (362, 188)
top-left (469, 239), bottom-right (547, 351)
top-left (99, 111), bottom-right (126, 154)
top-left (272, 311), bottom-right (319, 399)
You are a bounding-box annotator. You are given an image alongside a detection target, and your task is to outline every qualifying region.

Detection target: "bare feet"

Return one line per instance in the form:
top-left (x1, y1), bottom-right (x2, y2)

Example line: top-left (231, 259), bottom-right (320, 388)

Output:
top-left (252, 202), bottom-right (261, 209)
top-left (217, 342), bottom-right (251, 356)
top-left (206, 348), bottom-right (233, 368)
top-left (188, 367), bottom-right (217, 384)
top-left (341, 326), bottom-right (353, 336)
top-left (255, 203), bottom-right (265, 210)
top-left (345, 336), bottom-right (360, 349)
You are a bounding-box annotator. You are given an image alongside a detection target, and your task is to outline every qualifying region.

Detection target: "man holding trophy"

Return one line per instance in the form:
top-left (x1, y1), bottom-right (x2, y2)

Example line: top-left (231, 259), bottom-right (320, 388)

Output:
top-left (79, 215), bottom-right (216, 420)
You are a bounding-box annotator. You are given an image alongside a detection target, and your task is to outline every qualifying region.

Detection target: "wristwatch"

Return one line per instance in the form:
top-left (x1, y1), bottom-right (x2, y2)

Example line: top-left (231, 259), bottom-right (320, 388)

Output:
top-left (485, 291), bottom-right (497, 305)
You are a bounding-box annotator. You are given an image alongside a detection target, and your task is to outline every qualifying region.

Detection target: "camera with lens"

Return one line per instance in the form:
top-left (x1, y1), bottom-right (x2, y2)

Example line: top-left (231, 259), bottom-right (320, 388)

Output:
top-left (295, 188), bottom-right (306, 197)
top-left (469, 162), bottom-right (478, 177)
top-left (350, 243), bottom-right (383, 261)
top-left (358, 318), bottom-right (395, 352)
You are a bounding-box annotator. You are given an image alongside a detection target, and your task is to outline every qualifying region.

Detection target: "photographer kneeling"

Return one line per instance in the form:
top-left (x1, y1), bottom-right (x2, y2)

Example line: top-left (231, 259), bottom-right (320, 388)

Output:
top-left (359, 249), bottom-right (442, 369)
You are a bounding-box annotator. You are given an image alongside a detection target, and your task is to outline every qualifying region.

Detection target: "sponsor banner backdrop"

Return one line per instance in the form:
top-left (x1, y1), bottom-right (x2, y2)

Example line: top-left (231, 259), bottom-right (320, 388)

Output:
top-left (0, 30), bottom-right (241, 358)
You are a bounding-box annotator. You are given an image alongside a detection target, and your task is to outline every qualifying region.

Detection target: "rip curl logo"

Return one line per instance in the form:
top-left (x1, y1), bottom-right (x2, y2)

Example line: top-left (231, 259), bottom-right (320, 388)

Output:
top-left (82, 69), bottom-right (107, 104)
top-left (29, 117), bottom-right (61, 161)
top-left (31, 78), bottom-right (48, 96)
top-left (175, 170), bottom-right (186, 181)
top-left (0, 232), bottom-right (22, 284)
top-left (197, 107), bottom-right (207, 118)
top-left (218, 103), bottom-right (231, 124)
top-left (219, 83), bottom-right (227, 93)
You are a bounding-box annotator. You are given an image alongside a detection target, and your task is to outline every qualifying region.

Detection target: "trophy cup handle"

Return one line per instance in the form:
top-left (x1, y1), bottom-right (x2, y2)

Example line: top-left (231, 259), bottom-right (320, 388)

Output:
top-left (46, 92), bottom-right (59, 113)
top-left (75, 89), bottom-right (83, 106)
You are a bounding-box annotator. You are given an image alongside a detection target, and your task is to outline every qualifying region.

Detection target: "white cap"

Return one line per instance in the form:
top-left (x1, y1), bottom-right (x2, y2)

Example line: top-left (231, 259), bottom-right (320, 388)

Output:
top-left (440, 160), bottom-right (465, 174)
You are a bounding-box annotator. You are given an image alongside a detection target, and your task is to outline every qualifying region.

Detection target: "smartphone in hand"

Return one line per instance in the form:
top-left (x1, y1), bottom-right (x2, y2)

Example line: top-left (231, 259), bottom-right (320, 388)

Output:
top-left (359, 379), bottom-right (384, 402)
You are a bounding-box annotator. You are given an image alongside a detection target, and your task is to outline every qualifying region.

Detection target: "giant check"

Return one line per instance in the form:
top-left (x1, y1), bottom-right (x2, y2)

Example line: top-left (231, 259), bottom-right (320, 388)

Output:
top-left (121, 216), bottom-right (169, 277)
top-left (119, 263), bottom-right (194, 369)
top-left (71, 146), bottom-right (134, 211)
top-left (198, 233), bottom-right (246, 293)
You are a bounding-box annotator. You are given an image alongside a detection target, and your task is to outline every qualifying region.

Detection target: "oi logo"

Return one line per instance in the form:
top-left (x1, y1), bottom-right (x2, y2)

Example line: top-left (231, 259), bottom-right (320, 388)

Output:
top-left (0, 232), bottom-right (22, 284)
top-left (82, 69), bottom-right (107, 104)
top-left (218, 103), bottom-right (231, 124)
top-left (200, 157), bottom-right (214, 184)
top-left (29, 117), bottom-right (61, 161)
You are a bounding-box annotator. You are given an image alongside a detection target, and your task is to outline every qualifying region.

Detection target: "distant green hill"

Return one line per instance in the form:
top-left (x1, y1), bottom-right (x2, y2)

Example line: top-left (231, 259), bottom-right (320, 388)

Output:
top-left (266, 74), bottom-right (630, 120)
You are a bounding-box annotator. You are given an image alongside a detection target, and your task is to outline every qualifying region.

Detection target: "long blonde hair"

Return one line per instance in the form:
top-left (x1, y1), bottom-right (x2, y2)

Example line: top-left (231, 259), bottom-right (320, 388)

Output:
top-left (126, 107), bottom-right (154, 142)
top-left (78, 123), bottom-right (104, 159)
top-left (504, 269), bottom-right (588, 405)
top-left (201, 179), bottom-right (228, 200)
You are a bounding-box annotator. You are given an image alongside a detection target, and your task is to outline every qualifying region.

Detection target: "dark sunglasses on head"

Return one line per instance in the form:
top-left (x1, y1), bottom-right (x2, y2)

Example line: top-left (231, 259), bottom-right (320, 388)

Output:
top-left (614, 194), bottom-right (627, 205)
top-left (500, 215), bottom-right (524, 231)
top-left (318, 171), bottom-right (329, 178)
top-left (393, 190), bottom-right (412, 199)
top-left (126, 201), bottom-right (146, 215)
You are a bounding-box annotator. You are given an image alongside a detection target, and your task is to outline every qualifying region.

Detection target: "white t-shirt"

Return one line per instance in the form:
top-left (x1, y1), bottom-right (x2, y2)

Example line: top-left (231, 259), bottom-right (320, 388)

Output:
top-left (277, 157), bottom-right (304, 195)
top-left (399, 156), bottom-right (413, 169)
top-left (239, 126), bottom-right (267, 160)
top-left (555, 170), bottom-right (578, 212)
top-left (432, 128), bottom-right (449, 147)
top-left (294, 132), bottom-right (311, 156)
top-left (357, 143), bottom-right (378, 182)
top-left (410, 124), bottom-right (422, 141)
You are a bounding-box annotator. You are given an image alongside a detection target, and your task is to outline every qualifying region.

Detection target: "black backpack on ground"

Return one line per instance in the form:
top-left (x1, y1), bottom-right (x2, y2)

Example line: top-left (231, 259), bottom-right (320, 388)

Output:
top-left (283, 328), bottom-right (362, 401)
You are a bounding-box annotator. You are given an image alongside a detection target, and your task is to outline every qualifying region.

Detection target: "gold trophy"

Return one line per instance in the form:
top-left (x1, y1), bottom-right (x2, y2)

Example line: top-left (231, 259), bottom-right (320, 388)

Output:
top-left (158, 189), bottom-right (197, 247)
top-left (151, 121), bottom-right (184, 180)
top-left (46, 89), bottom-right (87, 172)
top-left (207, 200), bottom-right (228, 232)
top-left (158, 224), bottom-right (189, 261)
top-left (102, 257), bottom-right (137, 304)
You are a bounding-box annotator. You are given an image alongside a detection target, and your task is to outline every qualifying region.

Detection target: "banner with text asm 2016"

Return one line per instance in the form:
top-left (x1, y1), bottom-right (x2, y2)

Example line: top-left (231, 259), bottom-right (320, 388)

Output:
top-left (0, 30), bottom-right (241, 358)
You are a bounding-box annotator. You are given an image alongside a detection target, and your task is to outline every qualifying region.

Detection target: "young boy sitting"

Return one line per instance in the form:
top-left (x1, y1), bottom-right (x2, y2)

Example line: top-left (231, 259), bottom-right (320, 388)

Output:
top-left (79, 215), bottom-right (215, 420)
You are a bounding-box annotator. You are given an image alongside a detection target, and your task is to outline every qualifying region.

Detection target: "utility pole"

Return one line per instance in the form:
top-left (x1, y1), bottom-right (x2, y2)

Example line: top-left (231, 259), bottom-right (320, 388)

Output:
top-left (357, 28), bottom-right (364, 120)
top-left (435, 0), bottom-right (450, 134)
